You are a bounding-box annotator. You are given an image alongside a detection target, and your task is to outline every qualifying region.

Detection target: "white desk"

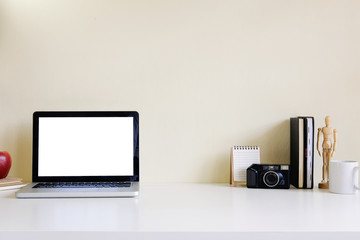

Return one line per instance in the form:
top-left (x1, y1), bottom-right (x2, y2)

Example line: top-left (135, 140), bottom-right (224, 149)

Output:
top-left (0, 183), bottom-right (359, 240)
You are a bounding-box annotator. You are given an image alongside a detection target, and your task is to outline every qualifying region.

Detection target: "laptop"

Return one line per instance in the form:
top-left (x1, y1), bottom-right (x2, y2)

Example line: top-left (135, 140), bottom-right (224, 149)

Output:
top-left (16, 111), bottom-right (139, 198)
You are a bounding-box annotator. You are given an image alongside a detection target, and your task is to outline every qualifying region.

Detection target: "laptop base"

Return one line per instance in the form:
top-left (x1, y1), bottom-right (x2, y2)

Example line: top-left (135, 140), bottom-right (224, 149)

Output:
top-left (16, 182), bottom-right (139, 198)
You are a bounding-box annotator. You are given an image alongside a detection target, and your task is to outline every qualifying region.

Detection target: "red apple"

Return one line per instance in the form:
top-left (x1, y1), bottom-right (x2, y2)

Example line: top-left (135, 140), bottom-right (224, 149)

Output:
top-left (0, 151), bottom-right (12, 179)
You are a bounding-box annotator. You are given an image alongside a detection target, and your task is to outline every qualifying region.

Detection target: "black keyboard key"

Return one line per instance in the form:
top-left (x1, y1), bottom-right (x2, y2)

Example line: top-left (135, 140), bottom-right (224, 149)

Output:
top-left (33, 182), bottom-right (131, 188)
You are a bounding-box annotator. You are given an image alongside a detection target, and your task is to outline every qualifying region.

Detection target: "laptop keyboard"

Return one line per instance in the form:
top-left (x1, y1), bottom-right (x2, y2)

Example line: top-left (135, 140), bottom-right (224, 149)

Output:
top-left (33, 182), bottom-right (131, 188)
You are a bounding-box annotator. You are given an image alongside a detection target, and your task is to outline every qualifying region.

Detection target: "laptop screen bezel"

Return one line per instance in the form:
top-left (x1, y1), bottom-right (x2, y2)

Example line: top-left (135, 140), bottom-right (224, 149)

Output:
top-left (32, 111), bottom-right (139, 182)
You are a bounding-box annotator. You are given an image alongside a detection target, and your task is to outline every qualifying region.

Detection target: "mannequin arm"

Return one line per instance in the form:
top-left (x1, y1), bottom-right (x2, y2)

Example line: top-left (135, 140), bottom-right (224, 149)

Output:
top-left (317, 128), bottom-right (322, 156)
top-left (331, 129), bottom-right (337, 157)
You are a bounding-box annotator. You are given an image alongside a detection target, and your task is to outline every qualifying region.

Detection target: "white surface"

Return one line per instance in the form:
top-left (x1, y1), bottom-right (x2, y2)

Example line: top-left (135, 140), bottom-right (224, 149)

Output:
top-left (0, 183), bottom-right (360, 239)
top-left (38, 117), bottom-right (133, 176)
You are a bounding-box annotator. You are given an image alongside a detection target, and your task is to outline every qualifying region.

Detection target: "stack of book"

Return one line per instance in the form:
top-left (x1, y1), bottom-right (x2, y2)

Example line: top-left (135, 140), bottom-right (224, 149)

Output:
top-left (290, 116), bottom-right (315, 189)
top-left (0, 177), bottom-right (26, 191)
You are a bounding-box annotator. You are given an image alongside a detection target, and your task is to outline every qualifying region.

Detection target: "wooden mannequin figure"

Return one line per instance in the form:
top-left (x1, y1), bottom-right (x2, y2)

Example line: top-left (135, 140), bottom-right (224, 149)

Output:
top-left (317, 116), bottom-right (337, 189)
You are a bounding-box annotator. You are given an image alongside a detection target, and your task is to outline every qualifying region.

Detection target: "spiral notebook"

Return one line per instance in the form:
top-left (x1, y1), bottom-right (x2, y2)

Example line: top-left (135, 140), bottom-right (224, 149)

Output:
top-left (230, 146), bottom-right (260, 187)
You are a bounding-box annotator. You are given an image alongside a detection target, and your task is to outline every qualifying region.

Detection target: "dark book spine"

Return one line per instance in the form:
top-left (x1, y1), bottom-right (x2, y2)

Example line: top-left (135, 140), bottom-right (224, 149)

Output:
top-left (309, 117), bottom-right (315, 189)
top-left (290, 118), bottom-right (300, 188)
top-left (303, 117), bottom-right (308, 188)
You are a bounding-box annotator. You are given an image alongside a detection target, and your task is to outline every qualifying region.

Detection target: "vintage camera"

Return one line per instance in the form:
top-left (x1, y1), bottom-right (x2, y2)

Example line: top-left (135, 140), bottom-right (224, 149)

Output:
top-left (247, 164), bottom-right (290, 189)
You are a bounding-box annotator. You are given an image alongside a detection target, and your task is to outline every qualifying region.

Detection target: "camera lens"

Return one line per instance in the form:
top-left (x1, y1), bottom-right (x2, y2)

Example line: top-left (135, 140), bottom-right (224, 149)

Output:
top-left (263, 171), bottom-right (280, 187)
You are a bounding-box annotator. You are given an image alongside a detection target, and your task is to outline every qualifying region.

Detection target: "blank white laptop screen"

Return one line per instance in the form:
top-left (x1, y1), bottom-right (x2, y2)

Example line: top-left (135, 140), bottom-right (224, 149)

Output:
top-left (38, 117), bottom-right (134, 177)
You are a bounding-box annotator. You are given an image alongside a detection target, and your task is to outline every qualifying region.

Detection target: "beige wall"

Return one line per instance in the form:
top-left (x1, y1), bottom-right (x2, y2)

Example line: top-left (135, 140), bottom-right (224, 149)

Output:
top-left (0, 0), bottom-right (359, 183)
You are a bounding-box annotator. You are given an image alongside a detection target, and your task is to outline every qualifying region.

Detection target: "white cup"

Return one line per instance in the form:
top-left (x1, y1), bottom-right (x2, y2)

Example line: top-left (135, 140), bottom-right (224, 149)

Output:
top-left (329, 160), bottom-right (360, 194)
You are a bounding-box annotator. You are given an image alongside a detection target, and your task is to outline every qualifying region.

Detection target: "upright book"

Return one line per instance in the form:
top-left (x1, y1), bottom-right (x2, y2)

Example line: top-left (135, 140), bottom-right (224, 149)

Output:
top-left (290, 116), bottom-right (314, 189)
top-left (304, 117), bottom-right (314, 189)
top-left (290, 117), bottom-right (304, 188)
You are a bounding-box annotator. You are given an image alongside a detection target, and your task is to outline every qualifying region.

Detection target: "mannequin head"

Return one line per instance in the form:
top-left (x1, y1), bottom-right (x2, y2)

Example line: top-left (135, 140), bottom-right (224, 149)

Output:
top-left (325, 116), bottom-right (332, 127)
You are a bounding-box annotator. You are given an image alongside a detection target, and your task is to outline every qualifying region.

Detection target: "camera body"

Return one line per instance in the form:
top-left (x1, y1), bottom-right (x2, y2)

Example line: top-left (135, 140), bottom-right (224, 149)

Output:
top-left (247, 164), bottom-right (290, 189)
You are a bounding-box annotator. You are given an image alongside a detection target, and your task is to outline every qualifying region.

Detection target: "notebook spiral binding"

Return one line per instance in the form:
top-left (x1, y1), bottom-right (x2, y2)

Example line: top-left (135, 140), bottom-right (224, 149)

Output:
top-left (233, 146), bottom-right (259, 150)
